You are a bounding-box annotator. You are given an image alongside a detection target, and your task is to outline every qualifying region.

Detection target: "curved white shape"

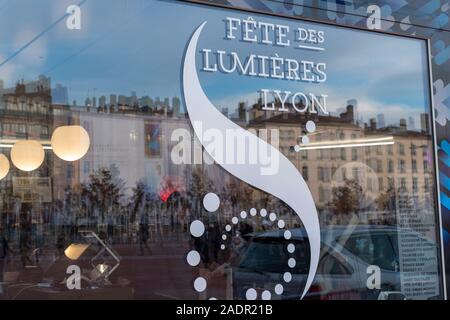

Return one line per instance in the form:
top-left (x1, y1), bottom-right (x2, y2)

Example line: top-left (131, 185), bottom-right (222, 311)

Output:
top-left (182, 22), bottom-right (320, 299)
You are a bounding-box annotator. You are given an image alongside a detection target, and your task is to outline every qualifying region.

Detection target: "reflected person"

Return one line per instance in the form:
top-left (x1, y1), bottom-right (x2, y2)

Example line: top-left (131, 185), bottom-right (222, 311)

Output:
top-left (138, 212), bottom-right (152, 255)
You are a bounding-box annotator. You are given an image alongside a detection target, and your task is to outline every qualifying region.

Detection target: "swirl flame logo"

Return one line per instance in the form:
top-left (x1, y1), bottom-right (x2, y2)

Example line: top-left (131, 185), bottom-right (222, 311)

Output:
top-left (182, 21), bottom-right (320, 299)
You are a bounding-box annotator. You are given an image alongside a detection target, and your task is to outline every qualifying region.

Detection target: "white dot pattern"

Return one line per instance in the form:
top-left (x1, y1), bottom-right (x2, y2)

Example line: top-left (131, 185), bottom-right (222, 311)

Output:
top-left (275, 284), bottom-right (284, 295)
top-left (283, 272), bottom-right (292, 283)
top-left (287, 243), bottom-right (295, 253)
top-left (261, 290), bottom-right (271, 300)
top-left (187, 194), bottom-right (300, 300)
top-left (219, 206), bottom-right (298, 300)
top-left (189, 220), bottom-right (205, 238)
top-left (245, 288), bottom-right (257, 300)
top-left (186, 250), bottom-right (201, 266)
top-left (203, 192), bottom-right (220, 212)
top-left (194, 277), bottom-right (207, 292)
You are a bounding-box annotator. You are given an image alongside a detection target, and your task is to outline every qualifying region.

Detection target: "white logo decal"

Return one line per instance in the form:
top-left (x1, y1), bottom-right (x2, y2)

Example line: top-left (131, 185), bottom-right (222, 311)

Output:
top-left (182, 21), bottom-right (320, 299)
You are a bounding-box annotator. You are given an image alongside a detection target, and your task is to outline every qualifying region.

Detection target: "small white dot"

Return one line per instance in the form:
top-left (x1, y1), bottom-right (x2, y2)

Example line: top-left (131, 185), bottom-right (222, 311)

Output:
top-left (287, 243), bottom-right (295, 253)
top-left (269, 212), bottom-right (276, 222)
top-left (245, 288), bottom-right (257, 300)
top-left (275, 284), bottom-right (284, 295)
top-left (203, 192), bottom-right (220, 212)
top-left (302, 135), bottom-right (310, 145)
top-left (220, 244), bottom-right (225, 250)
top-left (250, 208), bottom-right (257, 216)
top-left (190, 220), bottom-right (205, 238)
top-left (186, 250), bottom-right (201, 266)
top-left (306, 120), bottom-right (316, 133)
top-left (209, 297), bottom-right (217, 300)
top-left (194, 277), bottom-right (207, 292)
top-left (277, 220), bottom-right (285, 229)
top-left (261, 290), bottom-right (271, 300)
top-left (288, 258), bottom-right (296, 268)
top-left (283, 272), bottom-right (292, 283)
top-left (232, 217), bottom-right (238, 224)
top-left (260, 209), bottom-right (267, 217)
top-left (294, 145), bottom-right (301, 152)
top-left (240, 211), bottom-right (247, 219)
top-left (225, 224), bottom-right (231, 232)
top-left (284, 230), bottom-right (292, 240)
top-left (222, 234), bottom-right (227, 240)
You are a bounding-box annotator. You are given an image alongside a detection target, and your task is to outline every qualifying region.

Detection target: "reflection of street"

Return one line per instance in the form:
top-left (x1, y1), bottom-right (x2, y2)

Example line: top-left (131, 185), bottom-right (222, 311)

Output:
top-left (1, 236), bottom-right (202, 300)
top-left (233, 226), bottom-right (440, 300)
top-left (114, 240), bottom-right (197, 300)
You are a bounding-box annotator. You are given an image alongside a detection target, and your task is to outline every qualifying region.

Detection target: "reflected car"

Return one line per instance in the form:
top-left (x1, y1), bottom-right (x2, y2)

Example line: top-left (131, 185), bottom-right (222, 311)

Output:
top-left (232, 225), bottom-right (439, 300)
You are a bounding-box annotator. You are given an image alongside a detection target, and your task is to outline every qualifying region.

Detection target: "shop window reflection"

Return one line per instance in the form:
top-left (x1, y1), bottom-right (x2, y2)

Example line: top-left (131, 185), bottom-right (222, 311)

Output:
top-left (0, 72), bottom-right (441, 300)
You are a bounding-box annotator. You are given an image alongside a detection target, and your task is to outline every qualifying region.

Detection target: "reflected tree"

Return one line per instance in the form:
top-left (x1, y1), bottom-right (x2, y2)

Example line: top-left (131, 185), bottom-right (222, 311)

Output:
top-left (189, 167), bottom-right (212, 215)
top-left (376, 186), bottom-right (396, 212)
top-left (82, 164), bottom-right (125, 222)
top-left (225, 178), bottom-right (254, 211)
top-left (331, 178), bottom-right (363, 217)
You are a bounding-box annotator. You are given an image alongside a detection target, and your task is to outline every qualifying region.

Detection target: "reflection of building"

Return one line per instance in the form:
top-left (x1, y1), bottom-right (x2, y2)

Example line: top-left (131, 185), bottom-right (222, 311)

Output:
top-left (249, 104), bottom-right (361, 209)
top-left (0, 77), bottom-right (194, 202)
top-left (346, 99), bottom-right (358, 125)
top-left (0, 76), bottom-right (438, 229)
top-left (74, 108), bottom-right (192, 197)
top-left (0, 77), bottom-right (85, 203)
top-left (51, 84), bottom-right (69, 105)
top-left (247, 102), bottom-right (435, 225)
top-left (0, 82), bottom-right (52, 141)
top-left (408, 116), bottom-right (415, 130)
top-left (0, 80), bottom-right (55, 203)
top-left (420, 113), bottom-right (430, 134)
top-left (377, 113), bottom-right (385, 128)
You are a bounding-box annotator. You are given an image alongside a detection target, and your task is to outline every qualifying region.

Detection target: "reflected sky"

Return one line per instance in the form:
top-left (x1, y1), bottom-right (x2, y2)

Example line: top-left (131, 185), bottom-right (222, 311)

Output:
top-left (0, 0), bottom-right (431, 127)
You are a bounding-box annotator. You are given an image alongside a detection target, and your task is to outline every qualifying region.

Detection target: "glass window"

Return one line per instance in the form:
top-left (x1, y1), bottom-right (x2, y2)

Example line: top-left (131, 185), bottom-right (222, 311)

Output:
top-left (377, 160), bottom-right (382, 173)
top-left (318, 167), bottom-right (324, 181)
top-left (387, 145), bottom-right (393, 155)
top-left (423, 160), bottom-right (429, 171)
top-left (388, 159), bottom-right (394, 173)
top-left (412, 159), bottom-right (417, 173)
top-left (399, 143), bottom-right (405, 155)
top-left (340, 148), bottom-right (346, 160)
top-left (301, 150), bottom-right (308, 160)
top-left (413, 177), bottom-right (418, 191)
top-left (399, 159), bottom-right (406, 173)
top-left (376, 146), bottom-right (382, 155)
top-left (344, 233), bottom-right (397, 271)
top-left (0, 0), bottom-right (442, 301)
top-left (239, 238), bottom-right (309, 274)
top-left (302, 166), bottom-right (309, 181)
top-left (351, 148), bottom-right (357, 161)
top-left (411, 144), bottom-right (416, 155)
top-left (67, 164), bottom-right (74, 179)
